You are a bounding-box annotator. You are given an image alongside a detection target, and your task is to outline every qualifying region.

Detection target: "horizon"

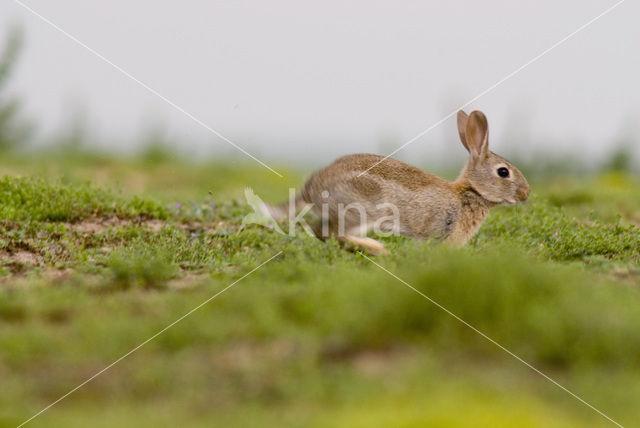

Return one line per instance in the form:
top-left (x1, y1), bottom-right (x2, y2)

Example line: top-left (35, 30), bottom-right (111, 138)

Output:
top-left (0, 0), bottom-right (638, 169)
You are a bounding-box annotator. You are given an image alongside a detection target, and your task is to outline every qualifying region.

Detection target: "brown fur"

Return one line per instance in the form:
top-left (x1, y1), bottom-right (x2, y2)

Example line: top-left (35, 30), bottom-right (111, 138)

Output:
top-left (284, 110), bottom-right (529, 255)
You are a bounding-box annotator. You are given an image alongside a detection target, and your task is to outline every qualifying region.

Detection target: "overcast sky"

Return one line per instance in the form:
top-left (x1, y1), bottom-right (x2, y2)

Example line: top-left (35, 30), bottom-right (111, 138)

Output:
top-left (1, 1), bottom-right (638, 168)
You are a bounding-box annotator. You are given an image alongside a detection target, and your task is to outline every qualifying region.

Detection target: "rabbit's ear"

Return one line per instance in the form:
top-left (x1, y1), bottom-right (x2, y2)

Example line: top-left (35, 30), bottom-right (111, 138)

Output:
top-left (457, 110), bottom-right (470, 151)
top-left (465, 110), bottom-right (489, 158)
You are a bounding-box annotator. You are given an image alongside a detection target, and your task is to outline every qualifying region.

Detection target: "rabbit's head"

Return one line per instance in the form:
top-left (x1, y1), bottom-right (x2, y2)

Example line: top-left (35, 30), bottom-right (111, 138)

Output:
top-left (457, 110), bottom-right (529, 205)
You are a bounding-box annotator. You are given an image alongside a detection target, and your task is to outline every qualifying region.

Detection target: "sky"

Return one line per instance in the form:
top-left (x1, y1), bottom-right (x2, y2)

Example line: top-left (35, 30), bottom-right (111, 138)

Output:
top-left (0, 0), bottom-right (638, 169)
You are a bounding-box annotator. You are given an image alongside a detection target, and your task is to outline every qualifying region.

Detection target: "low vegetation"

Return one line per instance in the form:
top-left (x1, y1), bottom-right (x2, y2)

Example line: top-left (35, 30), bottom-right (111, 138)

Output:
top-left (1, 153), bottom-right (639, 427)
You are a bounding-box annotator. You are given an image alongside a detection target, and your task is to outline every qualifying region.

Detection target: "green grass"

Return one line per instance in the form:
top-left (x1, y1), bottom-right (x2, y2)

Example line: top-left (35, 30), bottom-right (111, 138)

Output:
top-left (0, 176), bottom-right (166, 222)
top-left (1, 153), bottom-right (639, 427)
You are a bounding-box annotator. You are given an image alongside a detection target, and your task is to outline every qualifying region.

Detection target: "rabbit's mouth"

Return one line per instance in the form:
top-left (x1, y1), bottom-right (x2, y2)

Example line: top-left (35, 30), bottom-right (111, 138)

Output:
top-left (501, 187), bottom-right (530, 205)
top-left (516, 186), bottom-right (531, 202)
top-left (503, 194), bottom-right (528, 205)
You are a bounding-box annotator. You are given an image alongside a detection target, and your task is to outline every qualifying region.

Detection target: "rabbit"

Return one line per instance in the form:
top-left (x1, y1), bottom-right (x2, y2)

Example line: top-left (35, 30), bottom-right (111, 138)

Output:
top-left (271, 110), bottom-right (529, 255)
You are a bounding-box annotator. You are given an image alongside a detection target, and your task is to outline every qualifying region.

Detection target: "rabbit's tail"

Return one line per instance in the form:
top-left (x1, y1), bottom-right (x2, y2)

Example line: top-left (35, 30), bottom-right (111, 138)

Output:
top-left (267, 193), bottom-right (309, 221)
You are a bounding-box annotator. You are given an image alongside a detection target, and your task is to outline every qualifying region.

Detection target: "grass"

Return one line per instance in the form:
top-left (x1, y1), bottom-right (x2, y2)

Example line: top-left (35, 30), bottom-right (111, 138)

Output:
top-left (0, 176), bottom-right (167, 222)
top-left (1, 152), bottom-right (639, 427)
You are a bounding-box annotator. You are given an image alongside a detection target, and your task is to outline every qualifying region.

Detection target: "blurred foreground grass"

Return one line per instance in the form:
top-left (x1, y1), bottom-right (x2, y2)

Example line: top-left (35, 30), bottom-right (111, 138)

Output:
top-left (1, 152), bottom-right (640, 427)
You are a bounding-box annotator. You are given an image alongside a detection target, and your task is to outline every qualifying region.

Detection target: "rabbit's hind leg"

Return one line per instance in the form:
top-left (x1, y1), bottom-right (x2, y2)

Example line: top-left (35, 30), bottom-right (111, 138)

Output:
top-left (338, 225), bottom-right (388, 256)
top-left (341, 234), bottom-right (387, 256)
top-left (315, 218), bottom-right (388, 256)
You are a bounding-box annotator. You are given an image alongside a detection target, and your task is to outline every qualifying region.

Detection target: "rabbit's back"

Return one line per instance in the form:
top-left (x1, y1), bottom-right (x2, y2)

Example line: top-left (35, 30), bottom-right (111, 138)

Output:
top-left (306, 154), bottom-right (440, 189)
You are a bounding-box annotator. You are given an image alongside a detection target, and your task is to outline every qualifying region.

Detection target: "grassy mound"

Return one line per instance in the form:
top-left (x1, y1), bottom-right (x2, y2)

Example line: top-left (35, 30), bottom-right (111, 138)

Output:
top-left (1, 164), bottom-right (639, 427)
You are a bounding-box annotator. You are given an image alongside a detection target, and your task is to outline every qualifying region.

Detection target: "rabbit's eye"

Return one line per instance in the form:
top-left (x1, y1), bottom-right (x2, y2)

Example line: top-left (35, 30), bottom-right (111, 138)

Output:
top-left (497, 167), bottom-right (510, 178)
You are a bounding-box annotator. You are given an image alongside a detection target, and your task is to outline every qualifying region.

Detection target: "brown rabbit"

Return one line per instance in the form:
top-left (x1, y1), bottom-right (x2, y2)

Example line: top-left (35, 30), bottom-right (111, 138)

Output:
top-left (274, 110), bottom-right (529, 255)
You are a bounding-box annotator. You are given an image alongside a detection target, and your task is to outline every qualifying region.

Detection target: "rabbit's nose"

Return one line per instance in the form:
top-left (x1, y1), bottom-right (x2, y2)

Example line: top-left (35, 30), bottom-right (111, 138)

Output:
top-left (516, 186), bottom-right (530, 201)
